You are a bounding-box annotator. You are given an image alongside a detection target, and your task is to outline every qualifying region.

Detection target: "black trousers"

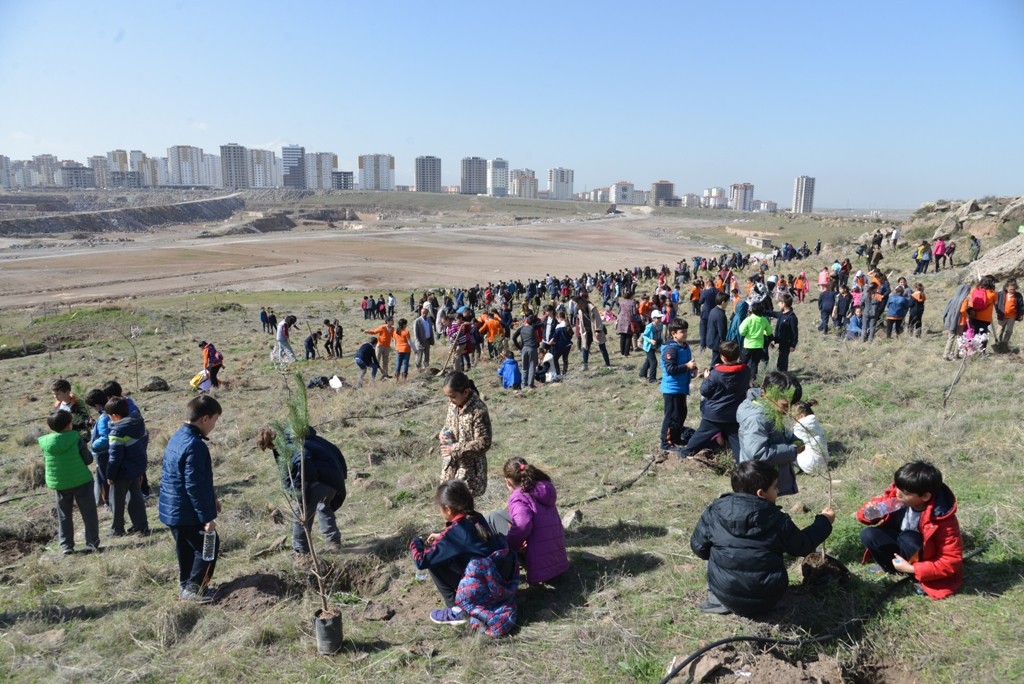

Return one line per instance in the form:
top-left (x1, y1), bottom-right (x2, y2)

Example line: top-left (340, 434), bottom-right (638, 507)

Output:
top-left (429, 565), bottom-right (464, 608)
top-left (661, 393), bottom-right (688, 449)
top-left (776, 346), bottom-right (791, 372)
top-left (170, 524), bottom-right (218, 590)
top-left (681, 419), bottom-right (740, 460)
top-left (860, 516), bottom-right (923, 573)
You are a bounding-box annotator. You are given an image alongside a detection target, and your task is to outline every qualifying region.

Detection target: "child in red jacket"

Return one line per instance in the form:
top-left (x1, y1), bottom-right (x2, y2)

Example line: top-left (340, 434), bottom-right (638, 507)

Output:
top-left (857, 460), bottom-right (963, 599)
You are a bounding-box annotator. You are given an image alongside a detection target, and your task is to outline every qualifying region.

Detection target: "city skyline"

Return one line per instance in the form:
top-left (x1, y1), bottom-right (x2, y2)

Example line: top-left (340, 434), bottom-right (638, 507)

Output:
top-left (2, 1), bottom-right (1022, 208)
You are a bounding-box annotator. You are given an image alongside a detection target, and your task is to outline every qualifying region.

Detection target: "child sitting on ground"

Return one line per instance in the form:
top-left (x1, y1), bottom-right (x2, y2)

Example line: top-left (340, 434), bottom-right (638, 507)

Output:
top-left (691, 460), bottom-right (834, 615)
top-left (791, 400), bottom-right (828, 475)
top-left (857, 460), bottom-right (963, 599)
top-left (496, 350), bottom-right (522, 390)
top-left (679, 341), bottom-right (749, 461)
top-left (409, 480), bottom-right (515, 631)
top-left (39, 410), bottom-right (101, 554)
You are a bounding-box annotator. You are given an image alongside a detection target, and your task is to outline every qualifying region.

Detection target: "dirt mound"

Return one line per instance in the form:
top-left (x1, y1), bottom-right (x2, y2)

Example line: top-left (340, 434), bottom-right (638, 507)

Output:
top-left (673, 648), bottom-right (920, 684)
top-left (216, 572), bottom-right (299, 613)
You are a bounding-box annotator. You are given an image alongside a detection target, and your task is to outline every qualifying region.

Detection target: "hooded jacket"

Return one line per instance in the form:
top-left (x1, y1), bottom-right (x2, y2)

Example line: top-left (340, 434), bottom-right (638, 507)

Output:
top-left (107, 413), bottom-right (148, 481)
top-left (857, 482), bottom-right (963, 600)
top-left (691, 492), bottom-right (832, 615)
top-left (497, 358), bottom-right (523, 388)
top-left (699, 362), bottom-right (751, 423)
top-left (39, 431), bottom-right (93, 491)
top-left (506, 480), bottom-right (569, 583)
top-left (736, 389), bottom-right (799, 496)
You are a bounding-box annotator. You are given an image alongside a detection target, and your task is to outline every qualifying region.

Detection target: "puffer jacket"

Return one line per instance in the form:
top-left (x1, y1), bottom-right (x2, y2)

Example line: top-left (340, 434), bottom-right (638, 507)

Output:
top-left (506, 480), bottom-right (569, 583)
top-left (857, 482), bottom-right (963, 599)
top-left (158, 423), bottom-right (217, 527)
top-left (736, 388), bottom-right (799, 496)
top-left (699, 362), bottom-right (751, 422)
top-left (691, 492), bottom-right (832, 615)
top-left (39, 431), bottom-right (93, 491)
top-left (276, 428), bottom-right (348, 509)
top-left (107, 413), bottom-right (148, 481)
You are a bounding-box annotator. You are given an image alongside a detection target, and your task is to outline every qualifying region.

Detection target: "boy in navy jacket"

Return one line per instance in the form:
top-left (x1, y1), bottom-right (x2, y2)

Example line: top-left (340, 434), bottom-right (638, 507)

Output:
top-left (105, 396), bottom-right (150, 537)
top-left (158, 395), bottom-right (222, 602)
top-left (659, 321), bottom-right (696, 450)
top-left (680, 341), bottom-right (750, 460)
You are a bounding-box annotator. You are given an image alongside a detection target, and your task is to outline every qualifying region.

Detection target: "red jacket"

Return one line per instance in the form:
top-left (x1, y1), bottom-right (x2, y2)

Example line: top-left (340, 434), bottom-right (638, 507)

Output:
top-left (857, 483), bottom-right (963, 599)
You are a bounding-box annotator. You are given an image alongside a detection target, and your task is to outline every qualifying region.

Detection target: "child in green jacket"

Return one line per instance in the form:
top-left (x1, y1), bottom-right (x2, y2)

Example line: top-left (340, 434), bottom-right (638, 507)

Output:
top-left (39, 410), bottom-right (100, 554)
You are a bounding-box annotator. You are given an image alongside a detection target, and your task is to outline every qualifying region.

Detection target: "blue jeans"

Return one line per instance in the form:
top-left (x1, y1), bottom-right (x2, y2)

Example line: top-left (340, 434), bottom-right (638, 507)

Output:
top-left (395, 351), bottom-right (410, 376)
top-left (354, 358), bottom-right (378, 386)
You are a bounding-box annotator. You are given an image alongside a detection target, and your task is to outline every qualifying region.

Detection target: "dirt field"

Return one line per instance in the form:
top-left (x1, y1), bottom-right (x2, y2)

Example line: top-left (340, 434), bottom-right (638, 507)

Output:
top-left (0, 213), bottom-right (728, 310)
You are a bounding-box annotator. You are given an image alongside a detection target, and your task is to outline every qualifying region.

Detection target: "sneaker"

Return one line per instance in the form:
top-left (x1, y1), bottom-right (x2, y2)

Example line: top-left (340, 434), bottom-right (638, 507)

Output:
top-left (699, 599), bottom-right (732, 615)
top-left (61, 547), bottom-right (74, 555)
top-left (84, 544), bottom-right (101, 554)
top-left (106, 529), bottom-right (126, 538)
top-left (127, 526), bottom-right (151, 537)
top-left (429, 606), bottom-right (467, 625)
top-left (180, 584), bottom-right (217, 604)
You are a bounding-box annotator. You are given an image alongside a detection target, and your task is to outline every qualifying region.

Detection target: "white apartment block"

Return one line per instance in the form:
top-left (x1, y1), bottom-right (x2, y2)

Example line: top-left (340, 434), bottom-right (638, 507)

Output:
top-left (792, 176), bottom-right (815, 213)
top-left (304, 152), bottom-right (335, 190)
top-left (729, 182), bottom-right (755, 212)
top-left (107, 149), bottom-right (129, 172)
top-left (249, 149), bottom-right (280, 189)
top-left (487, 158), bottom-right (508, 197)
top-left (682, 193), bottom-right (701, 208)
top-left (702, 187), bottom-right (727, 209)
top-left (167, 145), bottom-right (204, 186)
top-left (203, 154), bottom-right (222, 188)
top-left (753, 199), bottom-right (778, 213)
top-left (610, 181), bottom-right (635, 205)
top-left (510, 169), bottom-right (537, 199)
top-left (547, 167), bottom-right (574, 200)
top-left (359, 153), bottom-right (395, 191)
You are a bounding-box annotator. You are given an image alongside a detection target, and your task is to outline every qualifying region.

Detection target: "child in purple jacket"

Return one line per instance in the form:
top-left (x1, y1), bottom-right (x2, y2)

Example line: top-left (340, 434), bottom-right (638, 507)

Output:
top-left (486, 457), bottom-right (569, 584)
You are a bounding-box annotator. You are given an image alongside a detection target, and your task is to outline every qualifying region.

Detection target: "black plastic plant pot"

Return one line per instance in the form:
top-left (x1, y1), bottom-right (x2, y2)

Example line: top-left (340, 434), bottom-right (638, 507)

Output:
top-left (314, 608), bottom-right (343, 655)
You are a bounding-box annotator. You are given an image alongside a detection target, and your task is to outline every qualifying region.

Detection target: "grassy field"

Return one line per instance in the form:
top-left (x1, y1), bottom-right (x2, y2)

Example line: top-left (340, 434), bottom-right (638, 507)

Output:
top-left (0, 239), bottom-right (1022, 683)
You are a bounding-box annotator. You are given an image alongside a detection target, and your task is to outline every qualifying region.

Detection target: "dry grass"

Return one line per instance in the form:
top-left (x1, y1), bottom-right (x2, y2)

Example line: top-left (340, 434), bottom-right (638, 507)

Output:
top-left (0, 240), bottom-right (1022, 683)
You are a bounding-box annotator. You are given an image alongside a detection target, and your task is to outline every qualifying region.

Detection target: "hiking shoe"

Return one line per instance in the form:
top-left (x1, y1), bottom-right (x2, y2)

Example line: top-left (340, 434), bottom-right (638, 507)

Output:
top-left (106, 529), bottom-right (126, 538)
top-left (127, 526), bottom-right (151, 537)
top-left (429, 606), bottom-right (467, 625)
top-left (180, 584), bottom-right (217, 604)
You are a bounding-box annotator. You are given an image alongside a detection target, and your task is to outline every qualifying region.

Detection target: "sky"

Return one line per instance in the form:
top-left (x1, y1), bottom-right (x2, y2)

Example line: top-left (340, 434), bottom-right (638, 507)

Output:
top-left (1, 0), bottom-right (1022, 209)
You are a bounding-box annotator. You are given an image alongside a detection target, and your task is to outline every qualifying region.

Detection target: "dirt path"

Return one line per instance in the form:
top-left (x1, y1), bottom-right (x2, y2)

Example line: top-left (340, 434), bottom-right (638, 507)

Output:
top-left (0, 214), bottom-right (726, 309)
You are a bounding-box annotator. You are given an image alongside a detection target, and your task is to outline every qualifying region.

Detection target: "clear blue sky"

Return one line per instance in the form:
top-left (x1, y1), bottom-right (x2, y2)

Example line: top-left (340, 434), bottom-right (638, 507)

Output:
top-left (2, 0), bottom-right (1021, 208)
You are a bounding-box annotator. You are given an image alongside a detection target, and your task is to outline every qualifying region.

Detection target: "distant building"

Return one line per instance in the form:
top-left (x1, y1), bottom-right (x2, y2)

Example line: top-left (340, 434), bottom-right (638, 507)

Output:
top-left (729, 183), bottom-right (755, 212)
top-left (220, 143), bottom-right (250, 189)
top-left (792, 176), bottom-right (815, 214)
top-left (56, 165), bottom-right (96, 188)
top-left (0, 155), bottom-right (11, 188)
top-left (651, 180), bottom-right (674, 206)
top-left (32, 155), bottom-right (59, 186)
top-left (702, 187), bottom-right (727, 209)
top-left (415, 156), bottom-right (443, 193)
top-left (442, 185), bottom-right (461, 194)
top-left (203, 154), bottom-right (222, 188)
top-left (107, 149), bottom-right (129, 173)
top-left (331, 170), bottom-right (354, 190)
top-left (610, 181), bottom-right (635, 205)
top-left (460, 157), bottom-right (487, 195)
top-left (87, 156), bottom-right (109, 188)
top-left (247, 149), bottom-right (279, 189)
top-left (109, 171), bottom-right (143, 188)
top-left (547, 167), bottom-right (574, 200)
top-left (589, 187), bottom-right (610, 203)
top-left (487, 158), bottom-right (508, 197)
top-left (633, 190), bottom-right (649, 205)
top-left (395, 185), bottom-right (412, 192)
top-left (510, 169), bottom-right (537, 199)
top-left (304, 152), bottom-right (336, 190)
top-left (753, 199), bottom-right (778, 213)
top-left (681, 193), bottom-right (701, 208)
top-left (359, 153), bottom-right (395, 191)
top-left (167, 145), bottom-right (205, 186)
top-left (282, 145), bottom-right (306, 189)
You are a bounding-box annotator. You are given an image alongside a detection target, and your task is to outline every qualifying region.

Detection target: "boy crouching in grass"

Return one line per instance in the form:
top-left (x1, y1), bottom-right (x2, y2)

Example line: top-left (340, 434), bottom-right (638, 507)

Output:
top-left (158, 395), bottom-right (222, 603)
top-left (690, 460), bottom-right (834, 615)
top-left (857, 460), bottom-right (963, 599)
top-left (39, 410), bottom-right (101, 555)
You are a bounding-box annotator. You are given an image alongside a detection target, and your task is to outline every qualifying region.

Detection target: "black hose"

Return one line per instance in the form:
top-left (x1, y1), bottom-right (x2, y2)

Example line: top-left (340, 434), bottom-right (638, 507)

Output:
top-left (659, 547), bottom-right (985, 684)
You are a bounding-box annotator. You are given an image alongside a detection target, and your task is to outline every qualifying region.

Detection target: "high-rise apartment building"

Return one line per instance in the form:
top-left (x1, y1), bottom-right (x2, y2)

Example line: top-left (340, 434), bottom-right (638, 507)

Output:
top-left (331, 171), bottom-right (354, 190)
top-left (303, 152), bottom-right (336, 190)
top-left (702, 187), bottom-right (727, 209)
top-left (87, 156), bottom-right (110, 188)
top-left (792, 176), bottom-right (815, 214)
top-left (729, 183), bottom-right (755, 212)
top-left (358, 153), bottom-right (395, 191)
top-left (651, 180), bottom-right (675, 206)
top-left (107, 149), bottom-right (129, 173)
top-left (32, 155), bottom-right (59, 186)
top-left (0, 155), bottom-right (11, 188)
top-left (547, 167), bottom-right (574, 200)
top-left (220, 143), bottom-right (250, 189)
top-left (610, 181), bottom-right (635, 205)
top-left (249, 149), bottom-right (279, 188)
top-left (415, 156), bottom-right (443, 193)
top-left (282, 145), bottom-right (306, 189)
top-left (460, 157), bottom-right (487, 195)
top-left (486, 158), bottom-right (508, 197)
top-left (510, 169), bottom-right (537, 199)
top-left (682, 193), bottom-right (701, 208)
top-left (56, 165), bottom-right (96, 188)
top-left (167, 145), bottom-right (205, 186)
top-left (203, 154), bottom-right (222, 188)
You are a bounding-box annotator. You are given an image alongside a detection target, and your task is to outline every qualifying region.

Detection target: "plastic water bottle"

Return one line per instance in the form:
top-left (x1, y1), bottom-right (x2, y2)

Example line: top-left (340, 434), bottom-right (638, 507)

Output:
top-left (201, 530), bottom-right (217, 562)
top-left (440, 429), bottom-right (454, 446)
top-left (863, 498), bottom-right (904, 522)
top-left (415, 570), bottom-right (429, 582)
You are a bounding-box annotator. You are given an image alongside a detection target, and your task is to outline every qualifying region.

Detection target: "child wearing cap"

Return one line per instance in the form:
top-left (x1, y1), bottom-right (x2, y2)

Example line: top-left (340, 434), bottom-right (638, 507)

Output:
top-left (639, 309), bottom-right (665, 383)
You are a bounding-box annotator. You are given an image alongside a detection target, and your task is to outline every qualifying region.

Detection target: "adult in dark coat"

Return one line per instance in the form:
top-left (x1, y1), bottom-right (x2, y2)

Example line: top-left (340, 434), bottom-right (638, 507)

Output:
top-left (691, 461), bottom-right (833, 615)
top-left (698, 283), bottom-right (720, 350)
top-left (706, 292), bottom-right (729, 366)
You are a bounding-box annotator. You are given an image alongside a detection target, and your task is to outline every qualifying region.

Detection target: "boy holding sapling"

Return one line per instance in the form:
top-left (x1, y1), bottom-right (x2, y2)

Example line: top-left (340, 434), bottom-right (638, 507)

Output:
top-left (857, 460), bottom-right (963, 599)
top-left (691, 460), bottom-right (834, 615)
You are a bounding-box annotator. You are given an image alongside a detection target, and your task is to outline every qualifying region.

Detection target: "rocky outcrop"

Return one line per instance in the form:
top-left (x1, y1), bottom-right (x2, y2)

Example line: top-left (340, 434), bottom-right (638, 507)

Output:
top-left (0, 195), bottom-right (245, 236)
top-left (965, 234), bottom-right (1024, 283)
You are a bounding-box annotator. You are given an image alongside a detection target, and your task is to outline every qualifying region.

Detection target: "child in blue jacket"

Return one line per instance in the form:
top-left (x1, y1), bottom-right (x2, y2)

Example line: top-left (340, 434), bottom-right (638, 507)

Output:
top-left (105, 396), bottom-right (150, 537)
top-left (497, 350), bottom-right (522, 390)
top-left (659, 321), bottom-right (697, 450)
